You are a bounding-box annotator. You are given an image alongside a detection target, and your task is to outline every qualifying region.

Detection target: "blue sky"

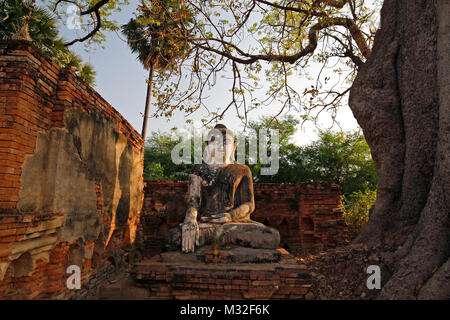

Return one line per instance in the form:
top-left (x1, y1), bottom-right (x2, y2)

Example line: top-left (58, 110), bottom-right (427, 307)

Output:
top-left (55, 0), bottom-right (360, 145)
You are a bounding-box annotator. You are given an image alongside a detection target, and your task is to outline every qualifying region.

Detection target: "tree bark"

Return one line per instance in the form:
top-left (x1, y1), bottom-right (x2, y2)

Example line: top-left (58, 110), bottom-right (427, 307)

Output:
top-left (141, 64), bottom-right (154, 141)
top-left (349, 0), bottom-right (449, 299)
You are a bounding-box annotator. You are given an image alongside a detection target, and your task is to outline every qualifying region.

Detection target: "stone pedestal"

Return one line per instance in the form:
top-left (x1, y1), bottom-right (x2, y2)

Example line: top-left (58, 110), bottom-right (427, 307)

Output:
top-left (131, 246), bottom-right (312, 300)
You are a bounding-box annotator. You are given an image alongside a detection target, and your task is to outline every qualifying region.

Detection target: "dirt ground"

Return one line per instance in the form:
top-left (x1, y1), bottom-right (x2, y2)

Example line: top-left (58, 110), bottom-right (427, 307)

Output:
top-left (98, 244), bottom-right (390, 300)
top-left (296, 244), bottom-right (386, 300)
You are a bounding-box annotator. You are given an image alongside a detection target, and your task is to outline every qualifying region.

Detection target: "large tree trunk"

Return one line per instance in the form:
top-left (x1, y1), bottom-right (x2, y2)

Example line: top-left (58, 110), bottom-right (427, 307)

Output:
top-left (349, 0), bottom-right (449, 299)
top-left (142, 64), bottom-right (154, 141)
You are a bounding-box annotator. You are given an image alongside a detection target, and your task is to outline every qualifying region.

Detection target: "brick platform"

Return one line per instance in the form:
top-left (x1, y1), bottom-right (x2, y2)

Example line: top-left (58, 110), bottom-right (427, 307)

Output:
top-left (140, 181), bottom-right (348, 257)
top-left (131, 248), bottom-right (312, 300)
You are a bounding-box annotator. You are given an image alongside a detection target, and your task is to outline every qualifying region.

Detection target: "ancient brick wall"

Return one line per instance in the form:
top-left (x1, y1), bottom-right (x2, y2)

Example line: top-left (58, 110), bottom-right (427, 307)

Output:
top-left (132, 251), bottom-right (312, 300)
top-left (0, 40), bottom-right (144, 299)
top-left (140, 181), bottom-right (348, 257)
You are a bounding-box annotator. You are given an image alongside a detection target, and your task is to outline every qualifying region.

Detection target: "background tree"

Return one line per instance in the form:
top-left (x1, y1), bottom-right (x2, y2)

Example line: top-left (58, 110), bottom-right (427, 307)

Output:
top-left (143, 128), bottom-right (193, 181)
top-left (2, 0), bottom-right (134, 84)
top-left (121, 0), bottom-right (192, 139)
top-left (139, 0), bottom-right (380, 126)
top-left (299, 130), bottom-right (377, 194)
top-left (143, 123), bottom-right (377, 195)
top-left (50, 0), bottom-right (130, 47)
top-left (0, 0), bottom-right (96, 85)
top-left (1, 0), bottom-right (129, 48)
top-left (244, 116), bottom-right (377, 194)
top-left (341, 188), bottom-right (376, 240)
top-left (243, 115), bottom-right (308, 183)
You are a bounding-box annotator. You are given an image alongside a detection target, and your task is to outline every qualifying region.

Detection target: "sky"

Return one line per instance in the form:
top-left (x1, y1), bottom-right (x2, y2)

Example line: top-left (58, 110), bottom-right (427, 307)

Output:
top-left (55, 0), bottom-right (362, 146)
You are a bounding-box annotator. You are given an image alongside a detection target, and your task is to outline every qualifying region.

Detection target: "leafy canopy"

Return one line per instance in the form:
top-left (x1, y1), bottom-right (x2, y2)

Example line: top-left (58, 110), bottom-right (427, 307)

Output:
top-left (49, 0), bottom-right (130, 47)
top-left (5, 1), bottom-right (381, 127)
top-left (245, 116), bottom-right (377, 195)
top-left (122, 0), bottom-right (193, 72)
top-left (131, 0), bottom-right (382, 126)
top-left (0, 0), bottom-right (96, 85)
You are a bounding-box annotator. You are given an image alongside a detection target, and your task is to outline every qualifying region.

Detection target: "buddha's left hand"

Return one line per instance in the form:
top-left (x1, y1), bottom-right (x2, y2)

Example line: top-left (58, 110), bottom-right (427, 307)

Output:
top-left (201, 212), bottom-right (232, 223)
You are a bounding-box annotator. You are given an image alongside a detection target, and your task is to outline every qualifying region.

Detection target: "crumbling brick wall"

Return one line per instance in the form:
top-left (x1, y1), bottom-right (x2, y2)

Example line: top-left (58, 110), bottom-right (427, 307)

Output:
top-left (140, 181), bottom-right (348, 257)
top-left (0, 40), bottom-right (144, 299)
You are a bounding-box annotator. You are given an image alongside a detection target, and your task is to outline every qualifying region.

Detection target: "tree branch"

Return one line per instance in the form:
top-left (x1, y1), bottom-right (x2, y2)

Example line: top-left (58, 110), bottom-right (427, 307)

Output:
top-left (187, 16), bottom-right (371, 65)
top-left (53, 0), bottom-right (111, 46)
top-left (254, 0), bottom-right (326, 16)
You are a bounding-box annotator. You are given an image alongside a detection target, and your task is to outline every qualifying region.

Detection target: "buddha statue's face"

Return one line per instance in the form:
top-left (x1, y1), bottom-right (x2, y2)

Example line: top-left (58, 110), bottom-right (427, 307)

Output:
top-left (205, 127), bottom-right (237, 166)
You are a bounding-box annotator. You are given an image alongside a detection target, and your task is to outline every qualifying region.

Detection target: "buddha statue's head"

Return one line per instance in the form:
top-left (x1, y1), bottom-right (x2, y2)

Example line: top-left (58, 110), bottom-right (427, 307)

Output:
top-left (204, 124), bottom-right (237, 166)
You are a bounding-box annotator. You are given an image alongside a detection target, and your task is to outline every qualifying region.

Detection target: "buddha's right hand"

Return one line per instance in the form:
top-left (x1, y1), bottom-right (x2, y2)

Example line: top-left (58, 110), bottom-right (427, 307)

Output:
top-left (181, 220), bottom-right (199, 253)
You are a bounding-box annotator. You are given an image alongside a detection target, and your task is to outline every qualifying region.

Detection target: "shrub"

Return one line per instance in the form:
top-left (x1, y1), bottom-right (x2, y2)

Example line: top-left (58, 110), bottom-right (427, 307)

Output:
top-left (143, 162), bottom-right (165, 180)
top-left (342, 189), bottom-right (377, 240)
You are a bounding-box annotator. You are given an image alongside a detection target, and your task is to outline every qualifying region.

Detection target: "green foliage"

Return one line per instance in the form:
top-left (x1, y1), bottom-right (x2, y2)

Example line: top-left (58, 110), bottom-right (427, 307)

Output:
top-left (341, 189), bottom-right (377, 240)
top-left (247, 117), bottom-right (378, 239)
top-left (299, 130), bottom-right (378, 195)
top-left (143, 118), bottom-right (377, 193)
top-left (143, 162), bottom-right (166, 180)
top-left (143, 128), bottom-right (192, 180)
top-left (121, 0), bottom-right (192, 71)
top-left (246, 116), bottom-right (378, 196)
top-left (78, 63), bottom-right (96, 85)
top-left (49, 0), bottom-right (130, 47)
top-left (243, 115), bottom-right (308, 182)
top-left (248, 114), bottom-right (299, 146)
top-left (0, 0), bottom-right (96, 85)
top-left (128, 0), bottom-right (382, 124)
top-left (1, 0), bottom-right (55, 48)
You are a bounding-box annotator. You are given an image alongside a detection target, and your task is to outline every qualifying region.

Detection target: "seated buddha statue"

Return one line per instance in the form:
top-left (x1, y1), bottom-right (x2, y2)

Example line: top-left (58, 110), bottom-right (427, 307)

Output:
top-left (164, 124), bottom-right (280, 253)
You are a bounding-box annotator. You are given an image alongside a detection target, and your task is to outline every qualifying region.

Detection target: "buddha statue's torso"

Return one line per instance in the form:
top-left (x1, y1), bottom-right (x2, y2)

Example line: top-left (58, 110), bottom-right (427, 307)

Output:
top-left (191, 163), bottom-right (253, 221)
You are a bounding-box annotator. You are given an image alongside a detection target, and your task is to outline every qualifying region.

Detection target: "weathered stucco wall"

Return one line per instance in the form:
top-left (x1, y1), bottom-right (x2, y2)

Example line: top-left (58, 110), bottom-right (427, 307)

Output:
top-left (0, 40), bottom-right (144, 299)
top-left (140, 181), bottom-right (348, 257)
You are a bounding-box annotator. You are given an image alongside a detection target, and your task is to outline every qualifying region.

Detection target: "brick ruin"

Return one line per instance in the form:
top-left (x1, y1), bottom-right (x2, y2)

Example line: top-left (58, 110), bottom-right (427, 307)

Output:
top-left (0, 40), bottom-right (347, 300)
top-left (140, 181), bottom-right (348, 257)
top-left (130, 182), bottom-right (347, 300)
top-left (131, 249), bottom-right (313, 300)
top-left (0, 40), bottom-right (144, 299)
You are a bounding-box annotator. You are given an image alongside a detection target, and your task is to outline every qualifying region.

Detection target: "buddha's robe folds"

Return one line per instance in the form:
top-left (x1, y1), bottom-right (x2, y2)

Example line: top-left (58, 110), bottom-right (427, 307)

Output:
top-left (164, 163), bottom-right (280, 251)
top-left (192, 163), bottom-right (254, 221)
